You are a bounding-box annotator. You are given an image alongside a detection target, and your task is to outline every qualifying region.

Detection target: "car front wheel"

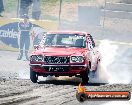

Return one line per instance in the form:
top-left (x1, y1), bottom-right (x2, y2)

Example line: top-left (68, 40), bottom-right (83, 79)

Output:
top-left (81, 70), bottom-right (89, 84)
top-left (30, 68), bottom-right (38, 83)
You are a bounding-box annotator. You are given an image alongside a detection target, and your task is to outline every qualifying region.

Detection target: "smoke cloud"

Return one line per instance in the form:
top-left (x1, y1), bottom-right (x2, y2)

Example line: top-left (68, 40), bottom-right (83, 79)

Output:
top-left (96, 40), bottom-right (132, 84)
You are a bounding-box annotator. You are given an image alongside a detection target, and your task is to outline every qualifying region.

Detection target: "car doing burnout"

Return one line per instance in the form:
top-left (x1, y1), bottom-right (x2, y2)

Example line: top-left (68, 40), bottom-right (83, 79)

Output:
top-left (30, 31), bottom-right (99, 84)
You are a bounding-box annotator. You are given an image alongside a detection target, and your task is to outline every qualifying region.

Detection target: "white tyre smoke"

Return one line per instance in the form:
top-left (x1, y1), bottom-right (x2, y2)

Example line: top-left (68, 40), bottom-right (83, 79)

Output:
top-left (92, 39), bottom-right (132, 84)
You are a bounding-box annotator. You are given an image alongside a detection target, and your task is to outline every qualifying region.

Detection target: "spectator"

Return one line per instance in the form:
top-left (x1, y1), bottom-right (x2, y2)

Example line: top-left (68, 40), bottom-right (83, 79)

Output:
top-left (17, 14), bottom-right (33, 60)
top-left (0, 0), bottom-right (4, 17)
top-left (19, 0), bottom-right (33, 18)
top-left (32, 0), bottom-right (41, 20)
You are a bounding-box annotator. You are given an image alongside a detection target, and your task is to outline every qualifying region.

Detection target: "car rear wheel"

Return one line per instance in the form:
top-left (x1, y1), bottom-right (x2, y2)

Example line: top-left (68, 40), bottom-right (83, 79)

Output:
top-left (81, 70), bottom-right (89, 84)
top-left (30, 68), bottom-right (38, 83)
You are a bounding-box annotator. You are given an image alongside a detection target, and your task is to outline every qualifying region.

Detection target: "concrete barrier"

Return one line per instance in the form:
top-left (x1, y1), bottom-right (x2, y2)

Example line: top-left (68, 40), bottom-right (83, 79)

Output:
top-left (106, 2), bottom-right (132, 12)
top-left (104, 2), bottom-right (132, 19)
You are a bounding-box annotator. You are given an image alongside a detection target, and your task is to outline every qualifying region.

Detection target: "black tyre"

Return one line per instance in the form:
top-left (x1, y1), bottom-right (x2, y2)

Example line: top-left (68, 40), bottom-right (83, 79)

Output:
top-left (30, 68), bottom-right (38, 83)
top-left (81, 70), bottom-right (89, 84)
top-left (76, 92), bottom-right (87, 102)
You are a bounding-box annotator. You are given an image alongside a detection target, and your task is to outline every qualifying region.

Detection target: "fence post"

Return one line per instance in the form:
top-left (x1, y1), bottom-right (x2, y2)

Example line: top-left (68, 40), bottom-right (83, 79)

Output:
top-left (59, 0), bottom-right (62, 28)
top-left (102, 0), bottom-right (107, 36)
top-left (17, 0), bottom-right (20, 18)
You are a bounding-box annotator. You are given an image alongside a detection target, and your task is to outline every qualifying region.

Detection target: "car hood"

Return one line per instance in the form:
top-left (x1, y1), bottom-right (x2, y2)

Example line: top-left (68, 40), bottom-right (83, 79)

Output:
top-left (32, 47), bottom-right (88, 56)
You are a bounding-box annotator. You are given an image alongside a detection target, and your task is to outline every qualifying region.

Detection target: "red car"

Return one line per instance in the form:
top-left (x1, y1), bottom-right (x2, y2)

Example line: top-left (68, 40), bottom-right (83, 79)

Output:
top-left (30, 31), bottom-right (99, 84)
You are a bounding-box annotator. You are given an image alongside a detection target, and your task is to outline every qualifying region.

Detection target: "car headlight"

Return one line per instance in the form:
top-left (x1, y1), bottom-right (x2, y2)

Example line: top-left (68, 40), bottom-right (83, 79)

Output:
top-left (30, 55), bottom-right (44, 62)
top-left (71, 56), bottom-right (84, 63)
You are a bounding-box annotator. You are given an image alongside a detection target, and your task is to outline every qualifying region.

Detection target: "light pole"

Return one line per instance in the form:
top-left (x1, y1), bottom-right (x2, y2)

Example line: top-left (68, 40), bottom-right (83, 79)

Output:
top-left (59, 0), bottom-right (62, 28)
top-left (103, 0), bottom-right (106, 29)
top-left (102, 0), bottom-right (106, 36)
top-left (17, 0), bottom-right (20, 18)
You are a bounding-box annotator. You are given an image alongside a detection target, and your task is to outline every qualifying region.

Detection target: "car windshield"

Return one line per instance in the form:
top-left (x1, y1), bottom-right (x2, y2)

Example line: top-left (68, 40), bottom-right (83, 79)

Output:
top-left (42, 34), bottom-right (86, 48)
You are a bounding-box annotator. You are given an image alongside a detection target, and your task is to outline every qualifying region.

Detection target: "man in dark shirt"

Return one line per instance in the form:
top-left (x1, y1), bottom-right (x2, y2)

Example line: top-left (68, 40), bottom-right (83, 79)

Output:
top-left (17, 14), bottom-right (33, 60)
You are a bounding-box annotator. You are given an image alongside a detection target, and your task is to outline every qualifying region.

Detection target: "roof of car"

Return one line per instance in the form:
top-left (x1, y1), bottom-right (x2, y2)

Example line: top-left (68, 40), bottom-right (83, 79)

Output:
top-left (47, 31), bottom-right (88, 35)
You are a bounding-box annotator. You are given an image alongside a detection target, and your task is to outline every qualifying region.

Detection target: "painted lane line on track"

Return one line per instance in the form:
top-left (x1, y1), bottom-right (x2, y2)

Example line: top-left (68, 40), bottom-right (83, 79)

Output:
top-left (95, 40), bottom-right (132, 46)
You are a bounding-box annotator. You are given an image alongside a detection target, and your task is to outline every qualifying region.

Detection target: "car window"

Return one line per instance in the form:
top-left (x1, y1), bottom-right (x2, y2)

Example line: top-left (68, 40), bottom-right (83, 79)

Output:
top-left (42, 34), bottom-right (86, 48)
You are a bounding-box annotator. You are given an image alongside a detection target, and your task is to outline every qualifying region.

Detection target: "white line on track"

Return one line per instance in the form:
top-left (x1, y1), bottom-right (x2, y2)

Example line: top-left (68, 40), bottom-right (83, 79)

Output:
top-left (95, 40), bottom-right (132, 46)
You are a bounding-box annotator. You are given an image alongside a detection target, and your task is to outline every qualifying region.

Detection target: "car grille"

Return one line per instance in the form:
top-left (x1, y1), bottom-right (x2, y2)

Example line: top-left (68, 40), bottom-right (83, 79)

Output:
top-left (44, 56), bottom-right (69, 64)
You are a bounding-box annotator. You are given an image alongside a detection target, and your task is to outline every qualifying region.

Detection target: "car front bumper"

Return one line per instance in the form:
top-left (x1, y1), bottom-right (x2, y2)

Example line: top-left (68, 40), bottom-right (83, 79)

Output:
top-left (30, 64), bottom-right (88, 76)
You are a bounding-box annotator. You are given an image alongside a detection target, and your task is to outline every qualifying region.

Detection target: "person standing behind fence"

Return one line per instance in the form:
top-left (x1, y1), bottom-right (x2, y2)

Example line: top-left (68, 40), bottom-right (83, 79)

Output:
top-left (0, 0), bottom-right (4, 17)
top-left (32, 0), bottom-right (41, 20)
top-left (17, 14), bottom-right (33, 60)
top-left (19, 0), bottom-right (33, 18)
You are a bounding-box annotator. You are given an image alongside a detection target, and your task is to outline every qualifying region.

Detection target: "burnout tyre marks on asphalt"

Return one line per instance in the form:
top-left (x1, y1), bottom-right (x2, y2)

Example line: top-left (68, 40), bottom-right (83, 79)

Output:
top-left (0, 94), bottom-right (40, 105)
top-left (0, 79), bottom-right (54, 104)
top-left (19, 79), bottom-right (77, 105)
top-left (0, 78), bottom-right (78, 105)
top-left (18, 85), bottom-right (77, 105)
top-left (0, 88), bottom-right (33, 98)
top-left (0, 80), bottom-right (53, 105)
